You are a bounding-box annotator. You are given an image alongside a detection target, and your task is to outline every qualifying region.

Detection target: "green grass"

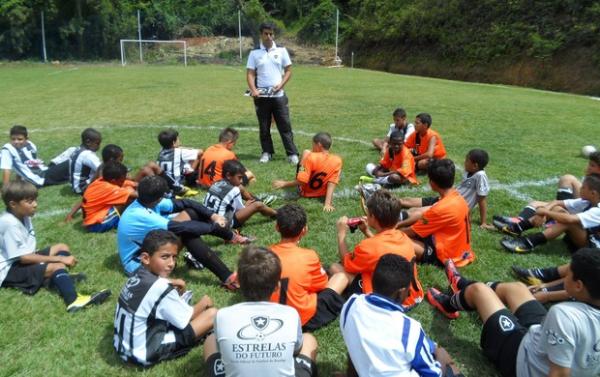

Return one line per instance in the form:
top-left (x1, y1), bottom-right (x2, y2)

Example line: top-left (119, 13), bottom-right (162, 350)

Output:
top-left (1, 62), bottom-right (599, 377)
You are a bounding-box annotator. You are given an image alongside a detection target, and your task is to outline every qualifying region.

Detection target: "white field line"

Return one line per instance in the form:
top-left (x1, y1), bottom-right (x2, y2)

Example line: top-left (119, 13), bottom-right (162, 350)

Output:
top-left (30, 124), bottom-right (558, 218)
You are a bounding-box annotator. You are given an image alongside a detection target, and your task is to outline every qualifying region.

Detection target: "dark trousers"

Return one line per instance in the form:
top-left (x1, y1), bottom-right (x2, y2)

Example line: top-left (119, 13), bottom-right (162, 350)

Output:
top-left (254, 95), bottom-right (298, 156)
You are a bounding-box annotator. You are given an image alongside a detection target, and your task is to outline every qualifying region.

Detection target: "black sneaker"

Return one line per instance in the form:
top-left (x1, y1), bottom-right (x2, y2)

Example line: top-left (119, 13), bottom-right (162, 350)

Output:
top-left (492, 215), bottom-right (519, 225)
top-left (184, 252), bottom-right (204, 270)
top-left (501, 237), bottom-right (533, 254)
top-left (493, 219), bottom-right (522, 237)
top-left (511, 265), bottom-right (543, 285)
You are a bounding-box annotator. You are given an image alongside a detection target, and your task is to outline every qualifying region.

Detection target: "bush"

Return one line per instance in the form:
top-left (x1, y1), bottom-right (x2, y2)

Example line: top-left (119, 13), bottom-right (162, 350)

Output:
top-left (296, 0), bottom-right (337, 45)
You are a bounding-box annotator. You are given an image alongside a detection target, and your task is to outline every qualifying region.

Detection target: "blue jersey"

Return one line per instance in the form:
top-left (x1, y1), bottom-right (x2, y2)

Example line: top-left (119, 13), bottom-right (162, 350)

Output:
top-left (117, 198), bottom-right (174, 274)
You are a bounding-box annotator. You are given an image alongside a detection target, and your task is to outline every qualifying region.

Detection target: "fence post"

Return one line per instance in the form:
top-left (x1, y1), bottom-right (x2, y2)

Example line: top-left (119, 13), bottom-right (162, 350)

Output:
top-left (41, 11), bottom-right (47, 63)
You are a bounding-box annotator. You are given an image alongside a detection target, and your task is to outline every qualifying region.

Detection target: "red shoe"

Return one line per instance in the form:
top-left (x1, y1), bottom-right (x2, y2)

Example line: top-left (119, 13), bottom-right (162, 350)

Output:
top-left (426, 288), bottom-right (459, 319)
top-left (228, 232), bottom-right (256, 245)
top-left (444, 259), bottom-right (461, 294)
top-left (222, 272), bottom-right (240, 291)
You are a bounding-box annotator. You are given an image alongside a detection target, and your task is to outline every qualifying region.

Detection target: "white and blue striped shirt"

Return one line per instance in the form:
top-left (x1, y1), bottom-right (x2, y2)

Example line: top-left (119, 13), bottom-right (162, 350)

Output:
top-left (341, 293), bottom-right (442, 377)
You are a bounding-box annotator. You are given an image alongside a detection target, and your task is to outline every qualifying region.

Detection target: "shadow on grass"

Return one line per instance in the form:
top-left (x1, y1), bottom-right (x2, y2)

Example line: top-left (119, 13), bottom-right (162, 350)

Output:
top-left (103, 253), bottom-right (123, 271)
top-left (97, 322), bottom-right (146, 372)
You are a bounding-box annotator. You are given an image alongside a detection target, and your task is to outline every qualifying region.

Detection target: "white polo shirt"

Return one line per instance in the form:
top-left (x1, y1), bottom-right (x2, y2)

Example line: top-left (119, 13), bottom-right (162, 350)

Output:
top-left (246, 42), bottom-right (291, 97)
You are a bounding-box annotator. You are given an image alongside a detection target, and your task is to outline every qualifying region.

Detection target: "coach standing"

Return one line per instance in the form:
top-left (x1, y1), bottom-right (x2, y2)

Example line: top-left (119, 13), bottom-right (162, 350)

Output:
top-left (246, 22), bottom-right (299, 164)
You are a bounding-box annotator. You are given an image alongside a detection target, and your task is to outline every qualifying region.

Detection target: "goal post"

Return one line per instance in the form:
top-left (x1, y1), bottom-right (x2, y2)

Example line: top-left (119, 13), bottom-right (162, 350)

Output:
top-left (120, 39), bottom-right (188, 66)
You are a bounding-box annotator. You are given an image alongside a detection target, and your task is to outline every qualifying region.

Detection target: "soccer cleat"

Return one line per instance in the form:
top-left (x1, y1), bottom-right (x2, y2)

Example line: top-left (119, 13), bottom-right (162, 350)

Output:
top-left (229, 232), bottom-right (256, 245)
top-left (493, 219), bottom-right (522, 237)
top-left (288, 154), bottom-right (299, 165)
top-left (259, 152), bottom-right (272, 163)
top-left (67, 289), bottom-right (111, 313)
top-left (492, 215), bottom-right (520, 225)
top-left (222, 272), bottom-right (240, 291)
top-left (256, 194), bottom-right (277, 206)
top-left (500, 237), bottom-right (534, 254)
top-left (511, 265), bottom-right (543, 286)
top-left (444, 259), bottom-right (461, 294)
top-left (426, 288), bottom-right (459, 319)
top-left (184, 251), bottom-right (205, 270)
top-left (181, 187), bottom-right (199, 197)
top-left (358, 175), bottom-right (374, 184)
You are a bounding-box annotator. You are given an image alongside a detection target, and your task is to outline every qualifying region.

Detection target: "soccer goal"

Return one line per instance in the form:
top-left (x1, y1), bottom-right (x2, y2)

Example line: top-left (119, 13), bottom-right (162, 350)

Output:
top-left (120, 39), bottom-right (188, 66)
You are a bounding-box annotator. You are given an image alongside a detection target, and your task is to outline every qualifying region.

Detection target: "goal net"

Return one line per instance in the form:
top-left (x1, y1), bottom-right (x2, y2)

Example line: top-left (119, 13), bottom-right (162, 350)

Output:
top-left (120, 39), bottom-right (188, 66)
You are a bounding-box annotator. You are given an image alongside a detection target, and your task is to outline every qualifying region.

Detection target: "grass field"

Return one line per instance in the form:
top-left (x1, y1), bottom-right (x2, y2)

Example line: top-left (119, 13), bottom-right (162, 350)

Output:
top-left (1, 62), bottom-right (599, 377)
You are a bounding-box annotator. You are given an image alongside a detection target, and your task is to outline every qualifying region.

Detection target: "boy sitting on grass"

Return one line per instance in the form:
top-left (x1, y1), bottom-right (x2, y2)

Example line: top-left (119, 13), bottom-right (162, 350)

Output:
top-left (341, 254), bottom-right (463, 377)
top-left (400, 159), bottom-right (476, 267)
top-left (80, 161), bottom-right (137, 233)
top-left (203, 246), bottom-right (318, 377)
top-left (272, 132), bottom-right (343, 212)
top-left (371, 107), bottom-right (415, 152)
top-left (117, 176), bottom-right (245, 289)
top-left (203, 160), bottom-right (276, 231)
top-left (330, 189), bottom-right (423, 308)
top-left (67, 128), bottom-right (103, 194)
top-left (499, 173), bottom-right (600, 254)
top-left (404, 113), bottom-right (447, 172)
top-left (399, 149), bottom-right (491, 229)
top-left (427, 248), bottom-right (600, 377)
top-left (360, 130), bottom-right (418, 187)
top-left (0, 181), bottom-right (111, 313)
top-left (1, 125), bottom-right (71, 188)
top-left (157, 128), bottom-right (201, 197)
top-left (114, 229), bottom-right (216, 367)
top-left (270, 204), bottom-right (348, 332)
top-left (197, 127), bottom-right (255, 188)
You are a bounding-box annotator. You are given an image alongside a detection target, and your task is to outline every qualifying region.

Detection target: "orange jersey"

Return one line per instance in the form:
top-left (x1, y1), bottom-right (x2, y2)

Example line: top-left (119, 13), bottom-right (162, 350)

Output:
top-left (343, 229), bottom-right (423, 307)
top-left (269, 242), bottom-right (328, 325)
top-left (197, 144), bottom-right (236, 187)
top-left (405, 129), bottom-right (447, 159)
top-left (380, 145), bottom-right (418, 184)
top-left (411, 189), bottom-right (474, 266)
top-left (82, 178), bottom-right (134, 226)
top-left (296, 151), bottom-right (342, 198)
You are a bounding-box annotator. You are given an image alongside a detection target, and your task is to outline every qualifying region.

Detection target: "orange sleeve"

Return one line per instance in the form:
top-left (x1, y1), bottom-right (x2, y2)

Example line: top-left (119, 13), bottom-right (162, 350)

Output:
top-left (405, 132), bottom-right (416, 149)
top-left (411, 205), bottom-right (445, 237)
top-left (380, 150), bottom-right (392, 169)
top-left (307, 252), bottom-right (328, 292)
top-left (296, 157), bottom-right (312, 184)
top-left (327, 157), bottom-right (342, 184)
top-left (343, 241), bottom-right (374, 274)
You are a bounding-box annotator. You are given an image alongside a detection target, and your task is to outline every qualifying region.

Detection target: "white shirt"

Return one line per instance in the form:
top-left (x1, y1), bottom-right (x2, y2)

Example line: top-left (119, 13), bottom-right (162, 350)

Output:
top-left (340, 293), bottom-right (442, 377)
top-left (457, 170), bottom-right (490, 210)
top-left (564, 199), bottom-right (600, 229)
top-left (71, 148), bottom-right (101, 194)
top-left (386, 123), bottom-right (415, 141)
top-left (0, 212), bottom-right (36, 285)
top-left (516, 301), bottom-right (600, 377)
top-left (215, 301), bottom-right (302, 377)
top-left (0, 142), bottom-right (47, 186)
top-left (246, 42), bottom-right (292, 97)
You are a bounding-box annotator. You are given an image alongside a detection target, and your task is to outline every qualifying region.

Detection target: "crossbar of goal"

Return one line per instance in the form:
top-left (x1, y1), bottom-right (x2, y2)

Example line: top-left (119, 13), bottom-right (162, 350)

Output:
top-left (120, 39), bottom-right (187, 66)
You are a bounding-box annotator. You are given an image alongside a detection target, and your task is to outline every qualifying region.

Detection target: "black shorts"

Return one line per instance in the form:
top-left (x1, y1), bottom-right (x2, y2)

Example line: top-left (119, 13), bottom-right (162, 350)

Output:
top-left (480, 301), bottom-right (547, 377)
top-left (206, 353), bottom-right (316, 377)
top-left (1, 247), bottom-right (50, 295)
top-left (43, 161), bottom-right (70, 186)
top-left (421, 196), bottom-right (440, 207)
top-left (343, 274), bottom-right (364, 299)
top-left (419, 236), bottom-right (443, 267)
top-left (303, 288), bottom-right (345, 332)
top-left (149, 324), bottom-right (198, 365)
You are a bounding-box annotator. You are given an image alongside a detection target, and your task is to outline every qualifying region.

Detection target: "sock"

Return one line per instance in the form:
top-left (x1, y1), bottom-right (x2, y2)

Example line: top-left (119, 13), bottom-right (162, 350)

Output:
top-left (556, 187), bottom-right (573, 200)
top-left (530, 267), bottom-right (561, 282)
top-left (56, 250), bottom-right (71, 257)
top-left (50, 269), bottom-right (77, 305)
top-left (517, 219), bottom-right (533, 232)
top-left (525, 232), bottom-right (547, 247)
top-left (455, 275), bottom-right (475, 291)
top-left (517, 206), bottom-right (536, 221)
top-left (374, 176), bottom-right (390, 185)
top-left (485, 281), bottom-right (501, 291)
top-left (449, 290), bottom-right (474, 311)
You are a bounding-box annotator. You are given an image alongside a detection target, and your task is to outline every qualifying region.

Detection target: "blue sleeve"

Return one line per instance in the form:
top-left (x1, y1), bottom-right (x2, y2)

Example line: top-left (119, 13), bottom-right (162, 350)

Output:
top-left (155, 198), bottom-right (174, 215)
top-left (411, 330), bottom-right (443, 377)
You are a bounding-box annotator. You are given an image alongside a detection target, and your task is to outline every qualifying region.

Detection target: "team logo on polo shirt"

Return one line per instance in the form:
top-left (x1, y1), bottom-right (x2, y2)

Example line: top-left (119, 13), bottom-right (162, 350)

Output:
top-left (236, 315), bottom-right (283, 341)
top-left (499, 315), bottom-right (515, 332)
top-left (546, 329), bottom-right (565, 346)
